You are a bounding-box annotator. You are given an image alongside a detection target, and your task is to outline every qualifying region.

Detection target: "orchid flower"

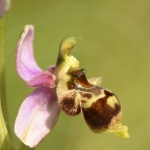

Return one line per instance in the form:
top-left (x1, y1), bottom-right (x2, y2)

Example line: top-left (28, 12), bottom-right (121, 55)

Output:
top-left (14, 25), bottom-right (129, 148)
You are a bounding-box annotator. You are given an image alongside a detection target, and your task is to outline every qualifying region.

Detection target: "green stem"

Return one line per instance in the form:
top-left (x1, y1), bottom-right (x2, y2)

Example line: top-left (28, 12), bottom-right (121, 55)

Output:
top-left (0, 16), bottom-right (13, 150)
top-left (0, 15), bottom-right (7, 124)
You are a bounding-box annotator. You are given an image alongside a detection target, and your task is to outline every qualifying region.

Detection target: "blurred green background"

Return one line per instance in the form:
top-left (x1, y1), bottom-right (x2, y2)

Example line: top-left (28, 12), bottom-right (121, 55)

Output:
top-left (4, 0), bottom-right (150, 149)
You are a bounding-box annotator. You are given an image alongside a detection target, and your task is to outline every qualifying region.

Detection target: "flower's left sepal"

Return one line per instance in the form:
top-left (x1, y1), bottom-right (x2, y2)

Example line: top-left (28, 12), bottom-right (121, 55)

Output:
top-left (14, 87), bottom-right (60, 148)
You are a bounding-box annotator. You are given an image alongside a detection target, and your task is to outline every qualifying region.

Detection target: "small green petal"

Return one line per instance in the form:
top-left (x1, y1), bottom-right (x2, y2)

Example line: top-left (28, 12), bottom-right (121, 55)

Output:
top-left (55, 36), bottom-right (82, 81)
top-left (59, 36), bottom-right (82, 58)
top-left (56, 36), bottom-right (82, 67)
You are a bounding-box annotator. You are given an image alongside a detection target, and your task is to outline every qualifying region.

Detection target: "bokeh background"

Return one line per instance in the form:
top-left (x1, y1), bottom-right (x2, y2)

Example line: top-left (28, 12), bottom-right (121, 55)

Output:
top-left (4, 0), bottom-right (150, 149)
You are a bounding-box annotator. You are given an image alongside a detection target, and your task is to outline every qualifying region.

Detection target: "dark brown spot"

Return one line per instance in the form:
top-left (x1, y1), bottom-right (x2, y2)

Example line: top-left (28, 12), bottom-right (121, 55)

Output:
top-left (81, 100), bottom-right (86, 103)
top-left (58, 92), bottom-right (81, 116)
top-left (104, 90), bottom-right (114, 97)
top-left (82, 90), bottom-right (121, 131)
top-left (79, 92), bottom-right (92, 99)
top-left (67, 78), bottom-right (76, 90)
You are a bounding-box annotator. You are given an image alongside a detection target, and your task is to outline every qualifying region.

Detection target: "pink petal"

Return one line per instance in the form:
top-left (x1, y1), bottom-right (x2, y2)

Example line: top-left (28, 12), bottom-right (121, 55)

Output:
top-left (16, 25), bottom-right (43, 82)
top-left (14, 87), bottom-right (60, 148)
top-left (26, 71), bottom-right (56, 88)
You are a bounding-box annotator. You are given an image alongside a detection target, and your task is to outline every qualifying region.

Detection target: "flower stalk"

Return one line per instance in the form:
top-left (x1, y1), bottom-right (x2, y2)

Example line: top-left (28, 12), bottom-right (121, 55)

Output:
top-left (0, 14), bottom-right (7, 120)
top-left (0, 9), bottom-right (13, 150)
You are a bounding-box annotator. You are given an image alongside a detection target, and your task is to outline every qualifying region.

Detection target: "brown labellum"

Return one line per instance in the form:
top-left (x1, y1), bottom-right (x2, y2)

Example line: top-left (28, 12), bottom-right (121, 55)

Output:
top-left (67, 68), bottom-right (122, 132)
top-left (82, 90), bottom-right (121, 132)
